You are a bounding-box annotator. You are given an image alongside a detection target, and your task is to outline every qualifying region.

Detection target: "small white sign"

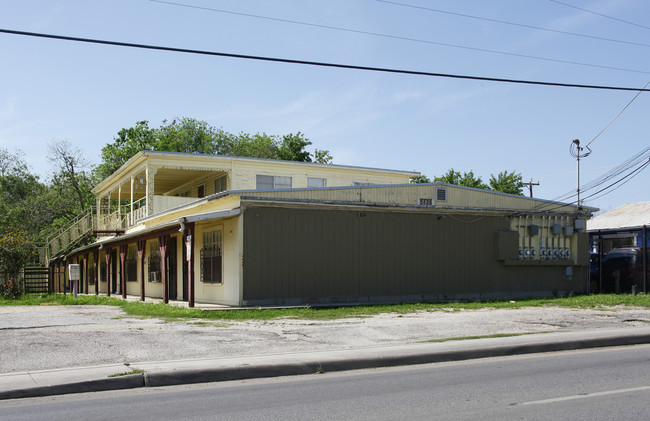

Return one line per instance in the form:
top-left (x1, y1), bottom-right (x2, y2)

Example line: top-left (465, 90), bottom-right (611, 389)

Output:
top-left (68, 264), bottom-right (81, 281)
top-left (185, 235), bottom-right (192, 261)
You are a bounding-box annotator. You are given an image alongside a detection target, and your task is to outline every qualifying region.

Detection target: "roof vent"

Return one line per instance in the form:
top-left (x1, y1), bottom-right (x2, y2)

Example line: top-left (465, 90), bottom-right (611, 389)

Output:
top-left (436, 188), bottom-right (447, 202)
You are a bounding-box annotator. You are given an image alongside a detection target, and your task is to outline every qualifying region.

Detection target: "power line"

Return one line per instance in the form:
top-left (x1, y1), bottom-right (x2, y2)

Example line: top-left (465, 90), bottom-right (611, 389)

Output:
top-left (3, 27), bottom-right (650, 92)
top-left (548, 0), bottom-right (650, 31)
top-left (586, 80), bottom-right (650, 148)
top-left (531, 146), bottom-right (650, 212)
top-left (377, 0), bottom-right (650, 49)
top-left (146, 0), bottom-right (650, 76)
top-left (581, 158), bottom-right (650, 202)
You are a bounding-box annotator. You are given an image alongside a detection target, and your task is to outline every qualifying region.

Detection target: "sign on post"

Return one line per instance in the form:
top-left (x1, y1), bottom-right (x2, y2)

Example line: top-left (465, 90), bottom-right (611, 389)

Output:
top-left (68, 264), bottom-right (80, 298)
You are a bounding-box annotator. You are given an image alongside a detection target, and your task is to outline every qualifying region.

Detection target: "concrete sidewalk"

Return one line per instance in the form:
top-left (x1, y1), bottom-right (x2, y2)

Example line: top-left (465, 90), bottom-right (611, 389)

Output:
top-left (3, 327), bottom-right (650, 401)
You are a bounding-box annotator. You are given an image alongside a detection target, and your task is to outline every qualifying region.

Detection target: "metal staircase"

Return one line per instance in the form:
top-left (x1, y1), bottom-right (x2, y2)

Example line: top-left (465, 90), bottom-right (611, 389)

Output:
top-left (44, 207), bottom-right (96, 263)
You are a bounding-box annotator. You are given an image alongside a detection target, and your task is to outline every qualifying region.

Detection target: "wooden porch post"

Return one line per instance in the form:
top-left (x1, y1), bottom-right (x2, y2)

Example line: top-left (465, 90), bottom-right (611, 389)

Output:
top-left (60, 261), bottom-right (65, 295)
top-left (158, 234), bottom-right (169, 304)
top-left (105, 249), bottom-right (111, 297)
top-left (120, 244), bottom-right (128, 299)
top-left (93, 250), bottom-right (99, 295)
top-left (185, 224), bottom-right (195, 308)
top-left (83, 253), bottom-right (89, 294)
top-left (137, 240), bottom-right (146, 302)
top-left (50, 263), bottom-right (55, 293)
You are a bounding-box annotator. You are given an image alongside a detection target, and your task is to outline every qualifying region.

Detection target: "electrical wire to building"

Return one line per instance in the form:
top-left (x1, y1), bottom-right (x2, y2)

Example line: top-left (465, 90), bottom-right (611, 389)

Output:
top-left (531, 146), bottom-right (650, 213)
top-left (586, 80), bottom-right (650, 148)
top-left (2, 28), bottom-right (650, 92)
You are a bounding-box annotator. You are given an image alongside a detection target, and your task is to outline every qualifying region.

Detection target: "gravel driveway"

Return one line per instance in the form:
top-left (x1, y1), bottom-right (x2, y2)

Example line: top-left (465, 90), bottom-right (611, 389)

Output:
top-left (2, 305), bottom-right (650, 373)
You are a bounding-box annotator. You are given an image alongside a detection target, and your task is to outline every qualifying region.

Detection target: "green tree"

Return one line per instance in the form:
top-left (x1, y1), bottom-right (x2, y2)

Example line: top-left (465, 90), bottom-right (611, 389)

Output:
top-left (409, 175), bottom-right (431, 183)
top-left (223, 132), bottom-right (280, 159)
top-left (94, 118), bottom-right (334, 180)
top-left (156, 117), bottom-right (232, 154)
top-left (277, 132), bottom-right (312, 162)
top-left (0, 148), bottom-right (43, 237)
top-left (489, 170), bottom-right (524, 195)
top-left (48, 140), bottom-right (94, 211)
top-left (434, 169), bottom-right (487, 189)
top-left (0, 231), bottom-right (32, 280)
top-left (313, 149), bottom-right (333, 164)
top-left (94, 121), bottom-right (157, 180)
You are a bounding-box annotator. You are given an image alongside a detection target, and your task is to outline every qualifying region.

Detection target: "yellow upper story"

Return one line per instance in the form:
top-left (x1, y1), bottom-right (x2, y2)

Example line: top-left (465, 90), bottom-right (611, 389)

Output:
top-left (91, 151), bottom-right (419, 227)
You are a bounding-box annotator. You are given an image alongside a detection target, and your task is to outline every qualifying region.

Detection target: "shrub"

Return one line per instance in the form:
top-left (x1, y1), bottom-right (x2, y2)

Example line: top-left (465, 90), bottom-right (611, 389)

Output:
top-left (0, 279), bottom-right (24, 299)
top-left (0, 231), bottom-right (32, 280)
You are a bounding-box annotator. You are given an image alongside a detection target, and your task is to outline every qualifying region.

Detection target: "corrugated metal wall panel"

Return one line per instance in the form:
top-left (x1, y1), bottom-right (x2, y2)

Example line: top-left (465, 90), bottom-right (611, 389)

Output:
top-left (244, 184), bottom-right (581, 213)
top-left (242, 206), bottom-right (587, 305)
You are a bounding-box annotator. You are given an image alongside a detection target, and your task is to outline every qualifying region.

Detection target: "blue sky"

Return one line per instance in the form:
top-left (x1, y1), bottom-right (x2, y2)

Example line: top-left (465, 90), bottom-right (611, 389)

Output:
top-left (1, 0), bottom-right (649, 213)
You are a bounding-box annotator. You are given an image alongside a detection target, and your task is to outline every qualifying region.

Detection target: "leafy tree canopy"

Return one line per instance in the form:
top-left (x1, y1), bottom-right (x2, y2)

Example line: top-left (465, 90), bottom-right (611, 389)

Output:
top-left (413, 168), bottom-right (525, 196)
top-left (434, 169), bottom-right (488, 189)
top-left (409, 175), bottom-right (431, 184)
top-left (94, 118), bottom-right (333, 180)
top-left (488, 170), bottom-right (524, 195)
top-left (0, 231), bottom-right (33, 279)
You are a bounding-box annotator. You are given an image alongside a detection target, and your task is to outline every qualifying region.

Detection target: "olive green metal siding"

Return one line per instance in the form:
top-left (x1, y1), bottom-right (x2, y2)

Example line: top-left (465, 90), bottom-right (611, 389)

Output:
top-left (242, 206), bottom-right (587, 305)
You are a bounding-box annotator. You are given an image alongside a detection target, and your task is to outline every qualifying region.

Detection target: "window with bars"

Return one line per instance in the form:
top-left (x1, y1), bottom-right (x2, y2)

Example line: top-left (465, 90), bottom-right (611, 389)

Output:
top-left (126, 245), bottom-right (138, 282)
top-left (148, 240), bottom-right (161, 282)
top-left (201, 229), bottom-right (222, 284)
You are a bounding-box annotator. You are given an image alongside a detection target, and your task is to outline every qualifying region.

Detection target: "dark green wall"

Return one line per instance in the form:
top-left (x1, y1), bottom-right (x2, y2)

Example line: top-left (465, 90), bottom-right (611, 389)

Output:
top-left (242, 206), bottom-right (587, 305)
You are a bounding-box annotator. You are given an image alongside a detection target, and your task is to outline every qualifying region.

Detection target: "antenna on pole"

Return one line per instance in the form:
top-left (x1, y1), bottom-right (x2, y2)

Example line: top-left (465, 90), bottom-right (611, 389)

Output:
top-left (569, 139), bottom-right (591, 210)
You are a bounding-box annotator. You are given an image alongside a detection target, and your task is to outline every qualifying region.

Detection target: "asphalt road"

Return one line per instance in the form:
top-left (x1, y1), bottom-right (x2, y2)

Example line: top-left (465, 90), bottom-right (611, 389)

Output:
top-left (2, 345), bottom-right (649, 420)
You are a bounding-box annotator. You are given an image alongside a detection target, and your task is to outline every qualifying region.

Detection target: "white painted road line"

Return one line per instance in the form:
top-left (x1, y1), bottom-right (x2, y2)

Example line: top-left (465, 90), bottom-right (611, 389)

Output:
top-left (515, 385), bottom-right (650, 406)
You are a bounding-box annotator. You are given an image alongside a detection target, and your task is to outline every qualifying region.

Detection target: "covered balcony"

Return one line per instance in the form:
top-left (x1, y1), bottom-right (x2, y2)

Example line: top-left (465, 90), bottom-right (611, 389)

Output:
top-left (45, 151), bottom-right (230, 262)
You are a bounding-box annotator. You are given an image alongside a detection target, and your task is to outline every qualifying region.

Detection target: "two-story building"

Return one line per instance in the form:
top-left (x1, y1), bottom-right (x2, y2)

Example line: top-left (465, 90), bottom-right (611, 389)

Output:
top-left (48, 151), bottom-right (596, 306)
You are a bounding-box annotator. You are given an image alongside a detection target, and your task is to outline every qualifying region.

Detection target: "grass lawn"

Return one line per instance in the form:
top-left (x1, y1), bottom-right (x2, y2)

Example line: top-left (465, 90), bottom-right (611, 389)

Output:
top-left (1, 293), bottom-right (649, 321)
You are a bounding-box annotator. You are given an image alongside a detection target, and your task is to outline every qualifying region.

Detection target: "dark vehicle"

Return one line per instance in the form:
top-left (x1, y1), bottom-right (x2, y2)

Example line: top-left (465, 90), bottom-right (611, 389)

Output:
top-left (590, 252), bottom-right (600, 280)
top-left (601, 247), bottom-right (648, 293)
top-left (589, 252), bottom-right (600, 292)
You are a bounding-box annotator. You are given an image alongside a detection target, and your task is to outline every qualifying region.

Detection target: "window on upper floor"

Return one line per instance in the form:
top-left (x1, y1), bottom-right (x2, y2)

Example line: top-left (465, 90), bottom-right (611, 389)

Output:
top-left (307, 177), bottom-right (326, 188)
top-left (214, 175), bottom-right (227, 194)
top-left (198, 184), bottom-right (205, 198)
top-left (256, 175), bottom-right (292, 190)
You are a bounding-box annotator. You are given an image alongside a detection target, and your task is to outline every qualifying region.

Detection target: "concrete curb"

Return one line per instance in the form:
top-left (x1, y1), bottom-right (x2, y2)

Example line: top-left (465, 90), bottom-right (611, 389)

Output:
top-left (0, 374), bottom-right (144, 401)
top-left (3, 329), bottom-right (650, 400)
top-left (141, 331), bottom-right (650, 387)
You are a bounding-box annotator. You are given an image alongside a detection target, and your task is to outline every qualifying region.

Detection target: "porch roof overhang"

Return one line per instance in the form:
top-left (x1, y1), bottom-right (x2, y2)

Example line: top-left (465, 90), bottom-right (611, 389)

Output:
top-left (92, 151), bottom-right (229, 198)
top-left (64, 208), bottom-right (241, 258)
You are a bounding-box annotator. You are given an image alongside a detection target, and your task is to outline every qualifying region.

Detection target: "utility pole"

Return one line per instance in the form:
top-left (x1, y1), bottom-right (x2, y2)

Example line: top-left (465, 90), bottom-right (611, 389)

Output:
top-left (575, 139), bottom-right (582, 209)
top-left (523, 179), bottom-right (539, 197)
top-left (570, 139), bottom-right (591, 210)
